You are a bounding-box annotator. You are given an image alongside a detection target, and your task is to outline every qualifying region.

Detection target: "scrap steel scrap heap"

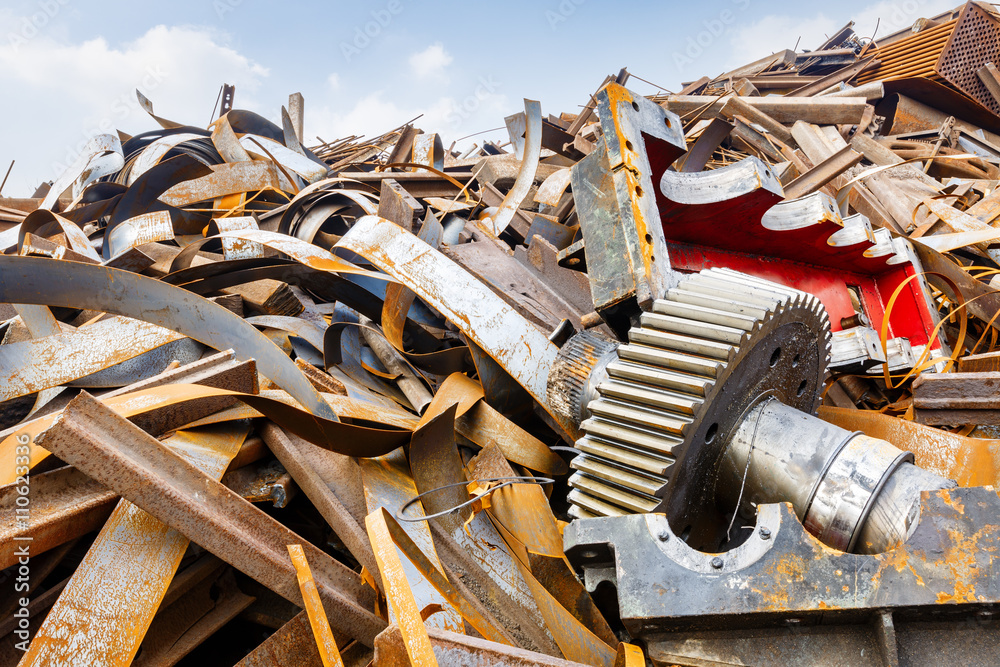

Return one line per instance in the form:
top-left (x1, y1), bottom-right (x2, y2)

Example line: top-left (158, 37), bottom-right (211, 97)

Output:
top-left (5, 3), bottom-right (1000, 666)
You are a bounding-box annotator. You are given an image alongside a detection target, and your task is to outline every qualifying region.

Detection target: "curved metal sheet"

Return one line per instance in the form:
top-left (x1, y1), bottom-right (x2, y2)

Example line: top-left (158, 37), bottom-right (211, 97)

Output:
top-left (0, 316), bottom-right (192, 400)
top-left (484, 99), bottom-right (542, 236)
top-left (0, 255), bottom-right (336, 421)
top-left (337, 216), bottom-right (575, 438)
top-left (128, 132), bottom-right (207, 185)
top-left (17, 209), bottom-right (101, 262)
top-left (42, 133), bottom-right (124, 209)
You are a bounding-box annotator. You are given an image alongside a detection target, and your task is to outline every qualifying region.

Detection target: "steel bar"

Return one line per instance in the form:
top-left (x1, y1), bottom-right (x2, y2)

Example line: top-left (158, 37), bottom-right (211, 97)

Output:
top-left (34, 392), bottom-right (385, 647)
top-left (20, 424), bottom-right (250, 667)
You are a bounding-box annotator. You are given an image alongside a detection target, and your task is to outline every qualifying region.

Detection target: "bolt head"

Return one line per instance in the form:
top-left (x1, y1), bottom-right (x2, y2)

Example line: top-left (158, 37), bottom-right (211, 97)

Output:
top-left (657, 530), bottom-right (670, 542)
top-left (711, 556), bottom-right (724, 569)
top-left (759, 527), bottom-right (772, 540)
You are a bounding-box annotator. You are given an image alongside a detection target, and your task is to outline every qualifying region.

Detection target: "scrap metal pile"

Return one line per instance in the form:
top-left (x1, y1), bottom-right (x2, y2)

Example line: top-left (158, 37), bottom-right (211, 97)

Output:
top-left (5, 3), bottom-right (1000, 665)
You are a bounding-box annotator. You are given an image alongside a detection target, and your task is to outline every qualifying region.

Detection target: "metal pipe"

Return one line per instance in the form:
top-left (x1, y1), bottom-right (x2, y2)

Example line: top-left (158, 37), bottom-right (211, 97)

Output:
top-left (718, 399), bottom-right (954, 553)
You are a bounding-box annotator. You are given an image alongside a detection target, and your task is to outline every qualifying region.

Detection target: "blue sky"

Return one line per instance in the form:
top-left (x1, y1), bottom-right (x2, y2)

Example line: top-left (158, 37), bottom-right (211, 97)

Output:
top-left (0, 0), bottom-right (959, 195)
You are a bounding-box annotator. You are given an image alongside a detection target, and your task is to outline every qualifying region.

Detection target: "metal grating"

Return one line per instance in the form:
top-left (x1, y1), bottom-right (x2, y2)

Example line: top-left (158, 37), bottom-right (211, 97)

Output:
top-left (936, 2), bottom-right (1000, 116)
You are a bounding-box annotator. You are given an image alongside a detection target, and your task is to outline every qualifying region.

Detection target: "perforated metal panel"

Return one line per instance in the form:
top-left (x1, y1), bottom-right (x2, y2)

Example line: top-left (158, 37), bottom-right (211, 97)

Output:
top-left (936, 2), bottom-right (1000, 115)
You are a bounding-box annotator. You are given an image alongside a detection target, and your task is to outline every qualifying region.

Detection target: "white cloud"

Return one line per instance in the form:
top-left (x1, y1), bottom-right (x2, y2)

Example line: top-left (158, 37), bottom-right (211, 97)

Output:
top-left (408, 42), bottom-right (452, 80)
top-left (308, 83), bottom-right (509, 151)
top-left (0, 25), bottom-right (269, 195)
top-left (327, 72), bottom-right (341, 90)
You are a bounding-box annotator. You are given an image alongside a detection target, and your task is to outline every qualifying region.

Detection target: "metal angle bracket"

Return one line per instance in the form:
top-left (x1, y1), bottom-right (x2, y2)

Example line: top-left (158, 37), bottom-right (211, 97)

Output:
top-left (570, 83), bottom-right (687, 338)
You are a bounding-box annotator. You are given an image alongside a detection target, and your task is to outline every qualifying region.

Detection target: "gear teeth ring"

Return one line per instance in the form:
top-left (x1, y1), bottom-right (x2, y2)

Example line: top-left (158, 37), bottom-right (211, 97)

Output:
top-left (568, 268), bottom-right (831, 520)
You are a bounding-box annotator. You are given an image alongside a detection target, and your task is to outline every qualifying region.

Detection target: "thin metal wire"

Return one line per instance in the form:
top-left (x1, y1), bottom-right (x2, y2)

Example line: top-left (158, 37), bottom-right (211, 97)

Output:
top-left (726, 398), bottom-right (773, 542)
top-left (396, 476), bottom-right (554, 523)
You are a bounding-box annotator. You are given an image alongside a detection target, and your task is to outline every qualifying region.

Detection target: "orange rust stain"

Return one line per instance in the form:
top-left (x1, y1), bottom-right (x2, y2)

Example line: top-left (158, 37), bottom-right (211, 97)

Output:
top-left (940, 489), bottom-right (966, 515)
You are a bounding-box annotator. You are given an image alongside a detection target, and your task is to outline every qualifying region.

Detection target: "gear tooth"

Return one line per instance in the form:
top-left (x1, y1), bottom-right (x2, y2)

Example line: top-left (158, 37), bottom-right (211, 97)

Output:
top-left (570, 268), bottom-right (830, 521)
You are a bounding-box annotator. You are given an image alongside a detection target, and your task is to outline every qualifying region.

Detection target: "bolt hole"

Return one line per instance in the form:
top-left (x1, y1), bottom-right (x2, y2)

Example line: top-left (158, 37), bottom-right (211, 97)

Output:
top-left (797, 380), bottom-right (808, 397)
top-left (769, 347), bottom-right (782, 367)
top-left (705, 423), bottom-right (718, 444)
top-left (792, 354), bottom-right (800, 367)
top-left (635, 184), bottom-right (644, 197)
top-left (644, 233), bottom-right (653, 244)
top-left (631, 100), bottom-right (640, 112)
top-left (625, 139), bottom-right (634, 151)
top-left (664, 117), bottom-right (672, 128)
top-left (649, 254), bottom-right (655, 263)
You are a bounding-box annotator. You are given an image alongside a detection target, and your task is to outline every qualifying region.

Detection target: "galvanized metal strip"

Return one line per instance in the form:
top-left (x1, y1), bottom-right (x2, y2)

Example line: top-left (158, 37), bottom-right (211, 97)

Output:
top-left (534, 168), bottom-right (573, 207)
top-left (35, 392), bottom-right (386, 647)
top-left (365, 507), bottom-right (439, 667)
top-left (19, 423), bottom-right (250, 667)
top-left (337, 216), bottom-right (568, 433)
top-left (212, 215), bottom-right (264, 260)
top-left (105, 211), bottom-right (175, 258)
top-left (246, 316), bottom-right (326, 353)
top-left (0, 255), bottom-right (336, 422)
top-left (241, 135), bottom-right (328, 183)
top-left (288, 544), bottom-right (346, 667)
top-left (168, 229), bottom-right (387, 281)
top-left (212, 115), bottom-right (253, 164)
top-left (0, 316), bottom-right (186, 401)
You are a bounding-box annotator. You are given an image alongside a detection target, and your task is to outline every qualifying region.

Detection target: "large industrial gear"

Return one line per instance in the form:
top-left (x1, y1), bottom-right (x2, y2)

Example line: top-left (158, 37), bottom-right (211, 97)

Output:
top-left (563, 268), bottom-right (831, 548)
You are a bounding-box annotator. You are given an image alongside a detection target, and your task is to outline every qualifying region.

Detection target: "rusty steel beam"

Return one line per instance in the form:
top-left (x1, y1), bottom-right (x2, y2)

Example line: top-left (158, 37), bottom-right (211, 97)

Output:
top-left (0, 466), bottom-right (116, 569)
top-left (133, 568), bottom-right (255, 666)
top-left (782, 145), bottom-right (863, 200)
top-left (260, 423), bottom-right (381, 591)
top-left (21, 424), bottom-right (250, 667)
top-left (34, 392), bottom-right (386, 647)
top-left (664, 95), bottom-right (868, 124)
